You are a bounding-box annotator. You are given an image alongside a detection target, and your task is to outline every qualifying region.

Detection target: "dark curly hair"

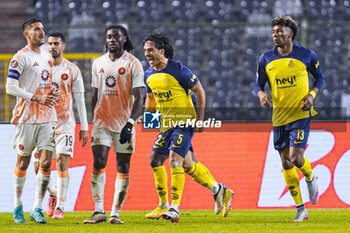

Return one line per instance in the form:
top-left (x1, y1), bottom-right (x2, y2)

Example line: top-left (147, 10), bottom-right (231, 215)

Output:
top-left (271, 16), bottom-right (298, 40)
top-left (143, 33), bottom-right (174, 59)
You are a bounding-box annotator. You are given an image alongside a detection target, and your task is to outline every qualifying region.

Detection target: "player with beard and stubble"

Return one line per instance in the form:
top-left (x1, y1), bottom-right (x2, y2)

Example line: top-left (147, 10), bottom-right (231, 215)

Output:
top-left (6, 18), bottom-right (60, 224)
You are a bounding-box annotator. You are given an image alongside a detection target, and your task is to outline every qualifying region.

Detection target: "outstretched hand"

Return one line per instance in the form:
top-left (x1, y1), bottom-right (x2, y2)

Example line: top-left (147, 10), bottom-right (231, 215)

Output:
top-left (32, 88), bottom-right (60, 107)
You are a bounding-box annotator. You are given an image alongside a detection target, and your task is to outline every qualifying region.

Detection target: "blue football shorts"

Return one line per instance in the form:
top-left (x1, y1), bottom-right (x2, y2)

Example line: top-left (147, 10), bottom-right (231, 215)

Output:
top-left (273, 117), bottom-right (311, 150)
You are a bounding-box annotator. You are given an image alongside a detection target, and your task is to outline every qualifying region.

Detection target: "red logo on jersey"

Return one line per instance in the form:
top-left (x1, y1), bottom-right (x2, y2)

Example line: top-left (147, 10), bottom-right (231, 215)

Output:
top-left (41, 69), bottom-right (50, 81)
top-left (118, 67), bottom-right (126, 75)
top-left (34, 152), bottom-right (39, 158)
top-left (48, 60), bottom-right (53, 67)
top-left (33, 62), bottom-right (39, 67)
top-left (10, 60), bottom-right (18, 68)
top-left (98, 68), bottom-right (104, 73)
top-left (19, 144), bottom-right (24, 150)
top-left (61, 73), bottom-right (68, 80)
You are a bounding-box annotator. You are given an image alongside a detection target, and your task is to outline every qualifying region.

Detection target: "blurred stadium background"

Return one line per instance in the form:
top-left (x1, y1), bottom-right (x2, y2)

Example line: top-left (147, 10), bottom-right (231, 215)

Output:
top-left (1, 0), bottom-right (350, 122)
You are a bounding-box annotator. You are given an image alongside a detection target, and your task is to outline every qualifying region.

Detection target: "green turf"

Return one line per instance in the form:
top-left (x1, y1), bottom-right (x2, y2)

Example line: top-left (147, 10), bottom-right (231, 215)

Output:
top-left (0, 209), bottom-right (349, 233)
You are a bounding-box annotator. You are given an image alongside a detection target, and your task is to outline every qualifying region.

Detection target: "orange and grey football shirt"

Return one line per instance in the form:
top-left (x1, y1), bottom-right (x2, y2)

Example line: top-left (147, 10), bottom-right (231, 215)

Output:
top-left (91, 51), bottom-right (144, 133)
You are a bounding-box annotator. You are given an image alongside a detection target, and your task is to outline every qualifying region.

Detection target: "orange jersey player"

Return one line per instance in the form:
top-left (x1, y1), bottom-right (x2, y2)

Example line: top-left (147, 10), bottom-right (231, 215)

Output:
top-left (83, 25), bottom-right (145, 225)
top-left (6, 18), bottom-right (60, 224)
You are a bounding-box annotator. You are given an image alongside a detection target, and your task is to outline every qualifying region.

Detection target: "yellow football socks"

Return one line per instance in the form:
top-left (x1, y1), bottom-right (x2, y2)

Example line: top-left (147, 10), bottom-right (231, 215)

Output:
top-left (283, 167), bottom-right (303, 206)
top-left (170, 167), bottom-right (185, 206)
top-left (297, 157), bottom-right (313, 181)
top-left (186, 161), bottom-right (216, 189)
top-left (153, 166), bottom-right (168, 204)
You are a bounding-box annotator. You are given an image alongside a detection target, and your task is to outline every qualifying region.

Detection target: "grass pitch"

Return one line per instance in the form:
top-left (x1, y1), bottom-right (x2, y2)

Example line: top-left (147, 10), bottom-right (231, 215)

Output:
top-left (0, 209), bottom-right (349, 233)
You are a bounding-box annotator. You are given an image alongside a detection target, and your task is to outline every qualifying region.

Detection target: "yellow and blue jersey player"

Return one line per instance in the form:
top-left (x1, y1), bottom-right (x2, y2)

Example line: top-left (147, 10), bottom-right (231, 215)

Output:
top-left (254, 16), bottom-right (325, 221)
top-left (144, 33), bottom-right (233, 222)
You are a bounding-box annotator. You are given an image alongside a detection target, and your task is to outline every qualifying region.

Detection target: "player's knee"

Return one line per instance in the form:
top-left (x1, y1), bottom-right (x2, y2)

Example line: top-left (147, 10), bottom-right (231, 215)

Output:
top-left (170, 159), bottom-right (181, 168)
top-left (291, 155), bottom-right (304, 168)
top-left (39, 159), bottom-right (51, 172)
top-left (93, 157), bottom-right (107, 170)
top-left (17, 160), bottom-right (30, 171)
top-left (150, 157), bottom-right (164, 168)
top-left (117, 163), bottom-right (129, 173)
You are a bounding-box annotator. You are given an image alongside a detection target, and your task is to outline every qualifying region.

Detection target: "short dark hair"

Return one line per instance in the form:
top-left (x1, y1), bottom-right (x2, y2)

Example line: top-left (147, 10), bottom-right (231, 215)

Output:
top-left (143, 33), bottom-right (174, 59)
top-left (22, 18), bottom-right (42, 32)
top-left (105, 25), bottom-right (134, 52)
top-left (48, 32), bottom-right (66, 43)
top-left (271, 16), bottom-right (298, 40)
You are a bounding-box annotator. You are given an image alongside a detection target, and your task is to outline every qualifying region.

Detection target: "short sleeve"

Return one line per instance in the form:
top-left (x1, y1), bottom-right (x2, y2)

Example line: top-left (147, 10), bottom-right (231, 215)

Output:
top-left (130, 58), bottom-right (145, 88)
top-left (91, 59), bottom-right (99, 88)
top-left (177, 63), bottom-right (198, 89)
top-left (7, 55), bottom-right (25, 80)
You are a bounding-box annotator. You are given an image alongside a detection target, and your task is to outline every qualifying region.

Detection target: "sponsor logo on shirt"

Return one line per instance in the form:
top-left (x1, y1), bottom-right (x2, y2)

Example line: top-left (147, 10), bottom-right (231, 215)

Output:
top-left (275, 76), bottom-right (296, 88)
top-left (105, 76), bottom-right (116, 88)
top-left (33, 61), bottom-right (39, 67)
top-left (41, 69), bottom-right (50, 81)
top-left (154, 90), bottom-right (172, 100)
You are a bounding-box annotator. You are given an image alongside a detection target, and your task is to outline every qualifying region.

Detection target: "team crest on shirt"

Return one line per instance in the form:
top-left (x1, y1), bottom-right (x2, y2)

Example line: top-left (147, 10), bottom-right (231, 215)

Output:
top-left (41, 69), bottom-right (50, 81)
top-left (118, 67), bottom-right (126, 75)
top-left (19, 144), bottom-right (24, 150)
top-left (105, 76), bottom-right (116, 88)
top-left (48, 60), bottom-right (53, 67)
top-left (10, 60), bottom-right (18, 68)
top-left (164, 76), bottom-right (170, 83)
top-left (61, 73), bottom-right (68, 80)
top-left (288, 60), bottom-right (295, 68)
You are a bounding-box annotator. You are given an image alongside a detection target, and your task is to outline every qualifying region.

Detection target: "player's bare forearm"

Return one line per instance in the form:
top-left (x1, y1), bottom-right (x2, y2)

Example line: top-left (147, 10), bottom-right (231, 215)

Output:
top-left (129, 87), bottom-right (146, 121)
top-left (91, 88), bottom-right (98, 119)
top-left (145, 92), bottom-right (156, 112)
top-left (191, 82), bottom-right (206, 132)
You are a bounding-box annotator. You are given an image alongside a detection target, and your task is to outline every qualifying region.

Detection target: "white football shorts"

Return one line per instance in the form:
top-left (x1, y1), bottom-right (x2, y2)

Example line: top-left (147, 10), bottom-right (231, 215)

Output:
top-left (91, 124), bottom-right (135, 153)
top-left (14, 122), bottom-right (55, 156)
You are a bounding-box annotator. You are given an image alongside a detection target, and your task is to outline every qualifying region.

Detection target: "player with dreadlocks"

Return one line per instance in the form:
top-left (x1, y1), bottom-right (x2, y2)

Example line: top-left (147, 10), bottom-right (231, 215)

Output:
top-left (84, 25), bottom-right (145, 224)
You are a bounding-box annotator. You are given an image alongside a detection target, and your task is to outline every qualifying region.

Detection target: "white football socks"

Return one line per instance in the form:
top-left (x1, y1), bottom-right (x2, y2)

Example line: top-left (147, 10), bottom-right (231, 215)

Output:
top-left (110, 174), bottom-right (129, 217)
top-left (91, 172), bottom-right (106, 213)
